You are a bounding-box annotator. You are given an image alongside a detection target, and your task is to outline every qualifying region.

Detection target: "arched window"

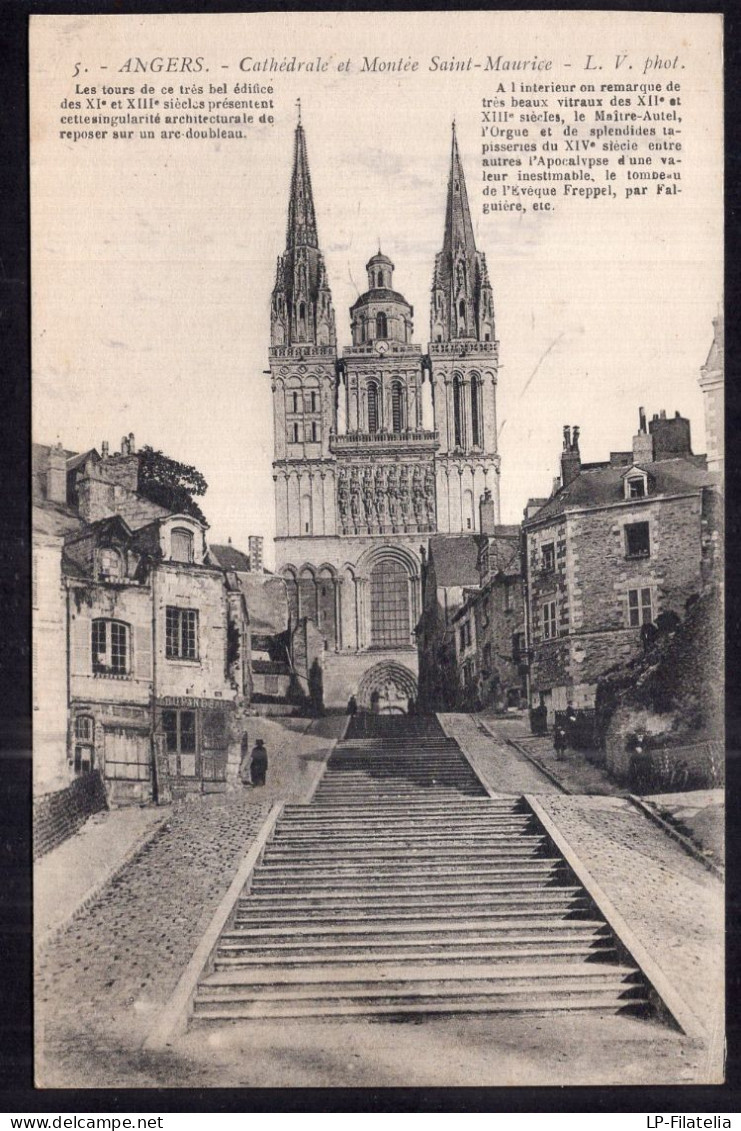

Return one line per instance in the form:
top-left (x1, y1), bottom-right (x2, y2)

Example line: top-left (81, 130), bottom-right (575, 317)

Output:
top-left (291, 391), bottom-right (299, 413)
top-left (471, 376), bottom-right (483, 447)
top-left (73, 715), bottom-right (95, 775)
top-left (292, 422), bottom-right (300, 443)
top-left (370, 559), bottom-right (411, 648)
top-left (459, 299), bottom-right (466, 320)
top-left (310, 391), bottom-right (317, 412)
top-left (92, 619), bottom-right (130, 676)
top-left (283, 570), bottom-right (299, 624)
top-left (299, 568), bottom-right (317, 622)
top-left (391, 381), bottom-right (405, 433)
top-left (301, 493), bottom-right (313, 535)
top-left (463, 489), bottom-right (474, 531)
top-left (376, 270), bottom-right (384, 288)
top-left (453, 375), bottom-right (464, 448)
top-left (367, 382), bottom-right (379, 434)
top-left (299, 301), bottom-right (306, 323)
top-left (376, 312), bottom-right (388, 339)
top-left (171, 528), bottom-right (194, 563)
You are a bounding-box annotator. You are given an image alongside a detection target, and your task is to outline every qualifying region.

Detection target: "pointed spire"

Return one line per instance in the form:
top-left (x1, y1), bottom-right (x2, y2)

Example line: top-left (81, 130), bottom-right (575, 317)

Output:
top-left (286, 118), bottom-right (318, 251)
top-left (444, 123), bottom-right (476, 263)
top-left (271, 117), bottom-right (336, 349)
top-left (430, 124), bottom-right (494, 345)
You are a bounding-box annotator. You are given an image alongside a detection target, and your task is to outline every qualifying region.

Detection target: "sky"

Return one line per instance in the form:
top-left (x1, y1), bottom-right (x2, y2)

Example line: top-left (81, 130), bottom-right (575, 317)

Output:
top-left (31, 11), bottom-right (723, 568)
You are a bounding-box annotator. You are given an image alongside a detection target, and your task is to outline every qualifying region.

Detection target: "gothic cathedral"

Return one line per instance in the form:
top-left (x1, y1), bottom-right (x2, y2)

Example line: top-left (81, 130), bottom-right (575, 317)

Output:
top-left (270, 118), bottom-right (500, 710)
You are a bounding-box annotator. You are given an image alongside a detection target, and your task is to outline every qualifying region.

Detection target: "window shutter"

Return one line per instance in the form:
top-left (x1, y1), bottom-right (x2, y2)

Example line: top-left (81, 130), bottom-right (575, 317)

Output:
top-left (134, 622), bottom-right (153, 681)
top-left (70, 610), bottom-right (91, 676)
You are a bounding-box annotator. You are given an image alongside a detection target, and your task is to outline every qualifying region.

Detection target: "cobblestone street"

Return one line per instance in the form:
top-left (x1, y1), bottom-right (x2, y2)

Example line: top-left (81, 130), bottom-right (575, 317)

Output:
top-left (439, 713), bottom-right (560, 794)
top-left (36, 790), bottom-right (273, 1086)
top-left (534, 792), bottom-right (724, 1053)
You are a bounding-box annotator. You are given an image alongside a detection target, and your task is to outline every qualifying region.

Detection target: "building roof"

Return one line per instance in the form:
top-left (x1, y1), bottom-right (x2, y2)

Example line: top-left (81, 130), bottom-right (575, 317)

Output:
top-left (525, 457), bottom-right (719, 526)
top-left (208, 543), bottom-right (252, 572)
top-left (236, 572), bottom-right (289, 636)
top-left (350, 288), bottom-right (411, 311)
top-left (32, 500), bottom-right (83, 538)
top-left (429, 534), bottom-right (481, 587)
top-left (65, 448), bottom-right (99, 473)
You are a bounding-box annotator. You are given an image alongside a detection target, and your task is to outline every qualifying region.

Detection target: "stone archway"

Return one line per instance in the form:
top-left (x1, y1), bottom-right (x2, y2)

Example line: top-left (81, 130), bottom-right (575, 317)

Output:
top-left (357, 661), bottom-right (418, 714)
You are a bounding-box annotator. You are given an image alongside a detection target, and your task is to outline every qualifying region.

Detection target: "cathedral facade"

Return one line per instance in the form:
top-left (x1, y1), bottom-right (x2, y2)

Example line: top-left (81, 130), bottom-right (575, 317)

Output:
top-left (269, 118), bottom-right (501, 710)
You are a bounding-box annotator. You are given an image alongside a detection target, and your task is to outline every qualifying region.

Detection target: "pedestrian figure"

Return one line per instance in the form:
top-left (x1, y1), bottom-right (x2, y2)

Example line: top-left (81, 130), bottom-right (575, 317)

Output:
top-left (554, 723), bottom-right (568, 761)
top-left (347, 695), bottom-right (357, 716)
top-left (250, 738), bottom-right (268, 787)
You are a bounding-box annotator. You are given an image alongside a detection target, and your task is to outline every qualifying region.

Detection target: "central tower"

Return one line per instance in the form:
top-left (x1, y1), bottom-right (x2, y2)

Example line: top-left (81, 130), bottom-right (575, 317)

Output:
top-left (269, 119), bottom-right (501, 710)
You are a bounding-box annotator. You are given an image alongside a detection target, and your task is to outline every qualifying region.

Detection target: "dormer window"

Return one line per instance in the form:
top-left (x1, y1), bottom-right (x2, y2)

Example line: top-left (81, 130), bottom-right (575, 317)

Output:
top-left (171, 528), bottom-right (194, 563)
top-left (622, 467), bottom-right (649, 500)
top-left (97, 548), bottom-right (123, 581)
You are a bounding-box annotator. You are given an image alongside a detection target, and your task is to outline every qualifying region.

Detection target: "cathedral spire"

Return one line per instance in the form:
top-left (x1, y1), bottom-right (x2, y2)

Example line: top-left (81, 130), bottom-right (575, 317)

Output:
top-left (444, 121), bottom-right (476, 262)
top-left (286, 116), bottom-right (318, 251)
top-left (430, 124), bottom-right (494, 344)
top-left (271, 117), bottom-right (336, 349)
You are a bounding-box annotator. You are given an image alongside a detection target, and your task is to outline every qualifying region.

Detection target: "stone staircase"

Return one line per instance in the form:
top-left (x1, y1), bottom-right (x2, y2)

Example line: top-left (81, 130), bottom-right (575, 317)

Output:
top-left (193, 715), bottom-right (649, 1021)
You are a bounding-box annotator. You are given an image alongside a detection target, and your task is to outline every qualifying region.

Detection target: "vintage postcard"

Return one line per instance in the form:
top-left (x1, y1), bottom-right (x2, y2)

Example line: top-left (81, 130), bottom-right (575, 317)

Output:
top-left (31, 11), bottom-right (724, 1089)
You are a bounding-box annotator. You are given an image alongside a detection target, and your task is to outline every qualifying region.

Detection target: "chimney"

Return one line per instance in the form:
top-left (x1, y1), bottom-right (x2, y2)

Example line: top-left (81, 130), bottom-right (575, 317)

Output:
top-left (560, 424), bottom-right (581, 487)
top-left (128, 432), bottom-right (136, 454)
top-left (633, 406), bottom-right (654, 463)
top-left (121, 435), bottom-right (129, 455)
top-left (649, 409), bottom-right (692, 460)
top-left (479, 488), bottom-right (496, 534)
top-left (101, 440), bottom-right (109, 459)
top-left (46, 441), bottom-right (67, 504)
top-left (248, 535), bottom-right (264, 573)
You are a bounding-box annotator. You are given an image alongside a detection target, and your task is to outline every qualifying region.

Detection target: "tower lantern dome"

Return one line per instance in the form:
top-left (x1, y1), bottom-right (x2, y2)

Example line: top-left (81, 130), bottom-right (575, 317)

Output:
top-left (350, 249), bottom-right (413, 347)
top-left (366, 251), bottom-right (395, 291)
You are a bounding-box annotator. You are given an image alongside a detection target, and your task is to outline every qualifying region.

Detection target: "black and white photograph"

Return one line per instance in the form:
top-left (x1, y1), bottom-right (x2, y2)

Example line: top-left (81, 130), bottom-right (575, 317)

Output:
top-left (30, 10), bottom-right (724, 1090)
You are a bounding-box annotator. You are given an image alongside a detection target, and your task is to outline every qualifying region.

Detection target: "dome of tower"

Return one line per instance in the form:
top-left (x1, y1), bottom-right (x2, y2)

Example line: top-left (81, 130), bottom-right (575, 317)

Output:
top-left (349, 249), bottom-right (414, 346)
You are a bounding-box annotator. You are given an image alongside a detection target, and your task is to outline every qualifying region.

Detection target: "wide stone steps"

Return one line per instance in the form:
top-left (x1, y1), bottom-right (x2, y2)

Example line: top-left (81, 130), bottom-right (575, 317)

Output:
top-left (194, 962), bottom-right (642, 1017)
top-left (246, 882), bottom-right (577, 901)
top-left (213, 941), bottom-right (618, 969)
top-left (214, 933), bottom-right (616, 965)
top-left (233, 899), bottom-right (590, 929)
top-left (193, 715), bottom-right (649, 1023)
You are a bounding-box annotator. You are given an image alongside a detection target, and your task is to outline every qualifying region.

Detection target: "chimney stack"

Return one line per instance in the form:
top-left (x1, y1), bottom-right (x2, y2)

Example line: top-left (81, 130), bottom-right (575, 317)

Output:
top-left (479, 488), bottom-right (496, 534)
top-left (633, 406), bottom-right (654, 463)
top-left (649, 409), bottom-right (692, 460)
top-left (101, 440), bottom-right (109, 459)
top-left (560, 424), bottom-right (581, 487)
top-left (128, 432), bottom-right (136, 454)
top-left (248, 535), bottom-right (264, 573)
top-left (46, 441), bottom-right (67, 504)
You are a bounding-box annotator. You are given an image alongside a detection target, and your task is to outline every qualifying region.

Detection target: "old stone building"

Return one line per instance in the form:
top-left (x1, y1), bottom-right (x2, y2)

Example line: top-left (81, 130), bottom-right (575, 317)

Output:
top-left (451, 495), bottom-right (525, 711)
top-left (523, 411), bottom-right (720, 724)
top-left (270, 118), bottom-right (501, 710)
top-left (32, 438), bottom-right (258, 803)
top-left (416, 533), bottom-right (481, 711)
top-left (698, 310), bottom-right (724, 476)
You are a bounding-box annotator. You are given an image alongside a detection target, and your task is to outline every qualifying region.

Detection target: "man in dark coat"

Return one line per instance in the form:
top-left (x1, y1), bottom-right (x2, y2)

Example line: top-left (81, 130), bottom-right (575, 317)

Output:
top-left (250, 738), bottom-right (268, 786)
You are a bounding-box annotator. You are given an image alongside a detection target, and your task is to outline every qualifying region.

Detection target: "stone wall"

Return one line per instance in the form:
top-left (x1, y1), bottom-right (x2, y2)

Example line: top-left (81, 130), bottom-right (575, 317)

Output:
top-left (33, 771), bottom-right (108, 860)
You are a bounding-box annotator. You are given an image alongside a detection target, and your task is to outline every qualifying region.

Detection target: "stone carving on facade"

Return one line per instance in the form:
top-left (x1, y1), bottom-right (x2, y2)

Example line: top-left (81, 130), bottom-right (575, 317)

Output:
top-left (424, 466), bottom-right (436, 523)
top-left (337, 468), bottom-right (349, 530)
top-left (362, 466), bottom-right (375, 527)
